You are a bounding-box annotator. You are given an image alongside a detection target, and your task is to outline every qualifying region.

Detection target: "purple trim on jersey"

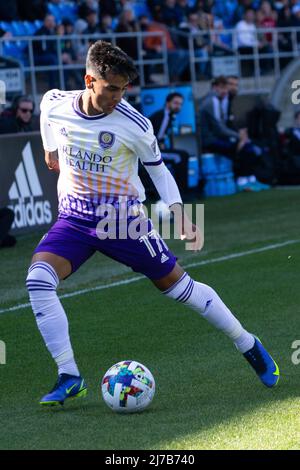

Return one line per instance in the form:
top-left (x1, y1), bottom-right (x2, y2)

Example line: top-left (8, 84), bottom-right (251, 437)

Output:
top-left (117, 103), bottom-right (149, 129)
top-left (115, 106), bottom-right (148, 132)
top-left (72, 93), bottom-right (108, 120)
top-left (143, 158), bottom-right (163, 166)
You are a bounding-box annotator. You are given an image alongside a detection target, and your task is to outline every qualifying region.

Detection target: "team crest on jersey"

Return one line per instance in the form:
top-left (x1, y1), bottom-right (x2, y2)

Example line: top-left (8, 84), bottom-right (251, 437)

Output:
top-left (99, 131), bottom-right (115, 149)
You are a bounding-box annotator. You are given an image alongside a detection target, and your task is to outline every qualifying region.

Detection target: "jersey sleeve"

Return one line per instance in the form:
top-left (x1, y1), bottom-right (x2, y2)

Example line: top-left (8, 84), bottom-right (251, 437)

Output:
top-left (134, 121), bottom-right (163, 167)
top-left (40, 90), bottom-right (59, 152)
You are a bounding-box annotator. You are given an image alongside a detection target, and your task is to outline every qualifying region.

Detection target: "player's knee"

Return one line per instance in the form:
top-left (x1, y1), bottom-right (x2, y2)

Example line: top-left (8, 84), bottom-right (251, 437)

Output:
top-left (26, 261), bottom-right (59, 308)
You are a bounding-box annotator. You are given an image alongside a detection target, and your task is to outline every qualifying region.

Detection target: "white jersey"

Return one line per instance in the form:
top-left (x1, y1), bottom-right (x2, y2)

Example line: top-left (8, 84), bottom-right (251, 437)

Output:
top-left (40, 89), bottom-right (162, 221)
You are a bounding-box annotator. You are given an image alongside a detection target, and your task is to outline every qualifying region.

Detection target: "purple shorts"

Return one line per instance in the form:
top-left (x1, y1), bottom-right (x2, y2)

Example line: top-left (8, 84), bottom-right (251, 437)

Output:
top-left (34, 216), bottom-right (177, 280)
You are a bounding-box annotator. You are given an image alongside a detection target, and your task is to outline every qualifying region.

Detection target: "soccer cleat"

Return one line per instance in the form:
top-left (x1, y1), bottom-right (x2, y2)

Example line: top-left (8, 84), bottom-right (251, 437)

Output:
top-left (39, 373), bottom-right (88, 406)
top-left (243, 337), bottom-right (280, 388)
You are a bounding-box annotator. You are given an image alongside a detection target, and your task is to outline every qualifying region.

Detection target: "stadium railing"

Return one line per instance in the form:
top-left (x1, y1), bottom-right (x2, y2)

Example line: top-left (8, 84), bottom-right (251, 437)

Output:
top-left (0, 31), bottom-right (169, 104)
top-left (0, 26), bottom-right (299, 103)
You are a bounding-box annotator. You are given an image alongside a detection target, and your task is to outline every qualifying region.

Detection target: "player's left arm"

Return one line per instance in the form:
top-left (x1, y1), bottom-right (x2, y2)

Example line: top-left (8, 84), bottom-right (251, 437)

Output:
top-left (137, 124), bottom-right (203, 251)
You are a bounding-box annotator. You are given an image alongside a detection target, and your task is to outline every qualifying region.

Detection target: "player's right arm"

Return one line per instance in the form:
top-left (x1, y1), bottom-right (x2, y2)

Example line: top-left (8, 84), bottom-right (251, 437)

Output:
top-left (40, 90), bottom-right (59, 173)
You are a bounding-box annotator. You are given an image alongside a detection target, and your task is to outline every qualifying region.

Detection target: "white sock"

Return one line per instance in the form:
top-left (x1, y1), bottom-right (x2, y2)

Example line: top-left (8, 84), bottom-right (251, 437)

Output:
top-left (163, 273), bottom-right (255, 353)
top-left (26, 262), bottom-right (80, 376)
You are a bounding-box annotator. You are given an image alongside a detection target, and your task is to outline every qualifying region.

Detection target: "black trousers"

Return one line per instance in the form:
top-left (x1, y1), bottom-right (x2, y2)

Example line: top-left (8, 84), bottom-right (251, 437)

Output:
top-left (161, 149), bottom-right (190, 193)
top-left (0, 207), bottom-right (14, 243)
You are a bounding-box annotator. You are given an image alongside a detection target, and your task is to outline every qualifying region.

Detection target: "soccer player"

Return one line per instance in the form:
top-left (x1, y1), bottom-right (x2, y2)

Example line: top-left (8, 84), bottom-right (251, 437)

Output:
top-left (26, 41), bottom-right (279, 406)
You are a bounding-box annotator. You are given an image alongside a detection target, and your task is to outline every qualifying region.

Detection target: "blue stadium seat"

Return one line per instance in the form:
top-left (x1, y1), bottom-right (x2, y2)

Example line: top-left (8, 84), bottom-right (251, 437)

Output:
top-left (11, 21), bottom-right (28, 36)
top-left (59, 2), bottom-right (78, 22)
top-left (34, 20), bottom-right (43, 30)
top-left (133, 2), bottom-right (150, 18)
top-left (0, 21), bottom-right (14, 34)
top-left (47, 1), bottom-right (78, 23)
top-left (23, 21), bottom-right (38, 36)
top-left (47, 2), bottom-right (62, 22)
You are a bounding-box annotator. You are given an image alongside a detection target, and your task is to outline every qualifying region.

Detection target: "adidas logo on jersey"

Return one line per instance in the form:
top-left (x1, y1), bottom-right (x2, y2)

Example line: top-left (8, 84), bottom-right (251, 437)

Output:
top-left (60, 127), bottom-right (68, 137)
top-left (161, 253), bottom-right (169, 263)
top-left (8, 142), bottom-right (53, 229)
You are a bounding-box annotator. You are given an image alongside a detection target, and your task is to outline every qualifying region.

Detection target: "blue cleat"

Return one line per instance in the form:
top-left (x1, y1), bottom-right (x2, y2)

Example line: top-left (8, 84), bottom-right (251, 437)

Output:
top-left (39, 374), bottom-right (88, 406)
top-left (243, 337), bottom-right (280, 388)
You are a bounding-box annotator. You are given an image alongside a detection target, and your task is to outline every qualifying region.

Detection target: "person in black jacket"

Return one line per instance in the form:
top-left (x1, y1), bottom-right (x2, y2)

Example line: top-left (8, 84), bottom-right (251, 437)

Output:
top-left (149, 92), bottom-right (190, 193)
top-left (33, 14), bottom-right (58, 89)
top-left (0, 207), bottom-right (16, 248)
top-left (0, 95), bottom-right (39, 134)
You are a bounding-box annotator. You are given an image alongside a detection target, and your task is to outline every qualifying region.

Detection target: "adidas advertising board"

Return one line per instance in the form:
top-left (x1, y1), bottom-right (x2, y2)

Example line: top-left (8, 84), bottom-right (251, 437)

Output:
top-left (0, 132), bottom-right (58, 233)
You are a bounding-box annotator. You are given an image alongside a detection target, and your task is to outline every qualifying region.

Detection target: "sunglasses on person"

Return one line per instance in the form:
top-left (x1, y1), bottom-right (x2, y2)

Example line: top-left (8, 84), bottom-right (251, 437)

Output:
top-left (19, 107), bottom-right (33, 114)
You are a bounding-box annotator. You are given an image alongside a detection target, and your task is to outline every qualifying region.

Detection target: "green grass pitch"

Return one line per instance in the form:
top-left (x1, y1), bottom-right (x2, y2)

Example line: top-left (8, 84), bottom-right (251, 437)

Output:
top-left (0, 189), bottom-right (300, 450)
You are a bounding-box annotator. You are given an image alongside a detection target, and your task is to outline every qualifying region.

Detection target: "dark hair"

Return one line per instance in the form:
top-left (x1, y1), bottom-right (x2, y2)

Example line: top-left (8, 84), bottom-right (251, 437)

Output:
top-left (12, 95), bottom-right (35, 113)
top-left (166, 92), bottom-right (184, 103)
top-left (86, 40), bottom-right (138, 82)
top-left (211, 76), bottom-right (228, 87)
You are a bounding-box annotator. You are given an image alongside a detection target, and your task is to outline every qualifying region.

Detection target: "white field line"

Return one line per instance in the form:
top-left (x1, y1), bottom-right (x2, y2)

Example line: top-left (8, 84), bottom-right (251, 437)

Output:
top-left (0, 239), bottom-right (299, 316)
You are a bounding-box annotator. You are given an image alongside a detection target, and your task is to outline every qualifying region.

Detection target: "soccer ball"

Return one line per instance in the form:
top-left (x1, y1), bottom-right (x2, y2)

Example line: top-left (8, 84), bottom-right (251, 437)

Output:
top-left (101, 360), bottom-right (155, 413)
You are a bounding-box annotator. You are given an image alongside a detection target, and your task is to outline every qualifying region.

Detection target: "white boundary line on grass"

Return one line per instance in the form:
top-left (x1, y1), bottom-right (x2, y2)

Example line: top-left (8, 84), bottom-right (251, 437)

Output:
top-left (0, 239), bottom-right (299, 316)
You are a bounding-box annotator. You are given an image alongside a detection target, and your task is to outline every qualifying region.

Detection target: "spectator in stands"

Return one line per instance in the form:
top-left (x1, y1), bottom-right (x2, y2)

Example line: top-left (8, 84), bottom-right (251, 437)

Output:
top-left (291, 4), bottom-right (300, 42)
top-left (56, 20), bottom-right (83, 90)
top-left (256, 0), bottom-right (277, 45)
top-left (0, 95), bottom-right (39, 134)
top-left (143, 11), bottom-right (189, 82)
top-left (199, 76), bottom-right (269, 191)
top-left (149, 92), bottom-right (190, 193)
top-left (277, 2), bottom-right (293, 68)
top-left (99, 14), bottom-right (114, 37)
top-left (82, 8), bottom-right (101, 36)
top-left (212, 0), bottom-right (239, 28)
top-left (232, 0), bottom-right (259, 25)
top-left (78, 0), bottom-right (99, 19)
top-left (0, 207), bottom-right (16, 249)
top-left (99, 0), bottom-right (120, 17)
top-left (161, 0), bottom-right (183, 27)
top-left (176, 0), bottom-right (192, 24)
top-left (211, 17), bottom-right (234, 54)
top-left (116, 9), bottom-right (139, 60)
top-left (179, 12), bottom-right (211, 78)
top-left (33, 13), bottom-right (58, 89)
top-left (234, 8), bottom-right (273, 75)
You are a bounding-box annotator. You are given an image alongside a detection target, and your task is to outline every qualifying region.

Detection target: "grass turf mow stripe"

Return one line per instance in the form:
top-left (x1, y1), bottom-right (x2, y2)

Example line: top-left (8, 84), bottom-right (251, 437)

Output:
top-left (0, 238), bottom-right (299, 316)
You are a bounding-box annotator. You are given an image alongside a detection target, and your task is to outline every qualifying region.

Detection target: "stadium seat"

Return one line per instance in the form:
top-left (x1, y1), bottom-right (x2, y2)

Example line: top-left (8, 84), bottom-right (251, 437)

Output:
top-left (0, 21), bottom-right (14, 34)
top-left (59, 3), bottom-right (78, 22)
top-left (47, 3), bottom-right (61, 22)
top-left (23, 21), bottom-right (38, 36)
top-left (133, 2), bottom-right (150, 18)
top-left (11, 21), bottom-right (28, 36)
